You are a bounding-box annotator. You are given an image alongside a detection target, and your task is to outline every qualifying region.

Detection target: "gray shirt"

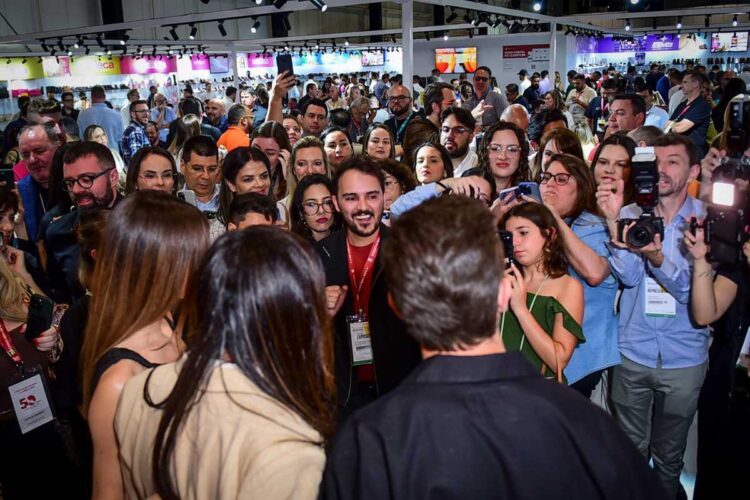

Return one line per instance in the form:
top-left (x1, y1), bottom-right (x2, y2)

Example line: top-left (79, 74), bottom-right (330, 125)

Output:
top-left (462, 89), bottom-right (509, 127)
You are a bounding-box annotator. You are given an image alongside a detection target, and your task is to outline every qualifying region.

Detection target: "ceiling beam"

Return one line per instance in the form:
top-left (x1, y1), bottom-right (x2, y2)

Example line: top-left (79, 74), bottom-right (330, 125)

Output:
top-left (558, 4), bottom-right (749, 23)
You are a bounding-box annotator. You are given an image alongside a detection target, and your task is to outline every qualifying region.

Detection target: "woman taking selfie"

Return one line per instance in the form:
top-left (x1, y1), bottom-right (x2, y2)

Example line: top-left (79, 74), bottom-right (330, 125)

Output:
top-left (115, 227), bottom-right (336, 499)
top-left (498, 202), bottom-right (584, 382)
top-left (124, 147), bottom-right (178, 196)
top-left (290, 174), bottom-right (340, 242)
top-left (80, 191), bottom-right (209, 500)
top-left (538, 153), bottom-right (619, 396)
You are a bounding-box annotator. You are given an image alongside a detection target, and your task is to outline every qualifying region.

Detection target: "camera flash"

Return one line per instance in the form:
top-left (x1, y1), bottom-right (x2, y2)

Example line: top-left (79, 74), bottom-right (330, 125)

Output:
top-left (712, 182), bottom-right (735, 207)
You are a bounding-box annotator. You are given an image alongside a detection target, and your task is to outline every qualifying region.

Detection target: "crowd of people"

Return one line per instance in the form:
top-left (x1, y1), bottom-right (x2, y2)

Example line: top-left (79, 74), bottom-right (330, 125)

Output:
top-left (0, 59), bottom-right (749, 500)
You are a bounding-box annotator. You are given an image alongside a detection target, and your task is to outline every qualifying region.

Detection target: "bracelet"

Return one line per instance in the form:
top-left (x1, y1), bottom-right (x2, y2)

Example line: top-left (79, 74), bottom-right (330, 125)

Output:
top-left (436, 181), bottom-right (452, 193)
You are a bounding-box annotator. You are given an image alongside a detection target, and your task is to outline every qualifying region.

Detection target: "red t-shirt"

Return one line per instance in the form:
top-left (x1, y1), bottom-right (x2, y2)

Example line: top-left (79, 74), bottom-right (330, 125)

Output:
top-left (349, 240), bottom-right (377, 381)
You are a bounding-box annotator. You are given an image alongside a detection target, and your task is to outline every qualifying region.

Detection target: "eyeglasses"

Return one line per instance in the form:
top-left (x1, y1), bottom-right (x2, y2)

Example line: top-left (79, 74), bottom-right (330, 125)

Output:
top-left (488, 144), bottom-right (521, 155)
top-left (138, 171), bottom-right (175, 182)
top-left (538, 172), bottom-right (573, 186)
top-left (302, 198), bottom-right (335, 215)
top-left (441, 126), bottom-right (470, 135)
top-left (63, 167), bottom-right (114, 191)
top-left (387, 96), bottom-right (411, 103)
top-left (474, 76), bottom-right (489, 82)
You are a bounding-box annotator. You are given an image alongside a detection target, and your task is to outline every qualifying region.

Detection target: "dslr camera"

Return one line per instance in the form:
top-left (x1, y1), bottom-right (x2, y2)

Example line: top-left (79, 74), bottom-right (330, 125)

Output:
top-left (699, 95), bottom-right (750, 263)
top-left (617, 147), bottom-right (664, 248)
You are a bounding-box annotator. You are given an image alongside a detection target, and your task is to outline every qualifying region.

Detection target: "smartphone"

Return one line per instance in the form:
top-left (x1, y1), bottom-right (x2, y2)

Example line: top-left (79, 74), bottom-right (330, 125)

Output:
top-left (498, 230), bottom-right (516, 269)
top-left (25, 294), bottom-right (54, 342)
top-left (276, 54), bottom-right (294, 77)
top-left (177, 190), bottom-right (197, 207)
top-left (518, 182), bottom-right (542, 202)
top-left (0, 168), bottom-right (14, 189)
top-left (369, 95), bottom-right (380, 110)
top-left (498, 186), bottom-right (520, 203)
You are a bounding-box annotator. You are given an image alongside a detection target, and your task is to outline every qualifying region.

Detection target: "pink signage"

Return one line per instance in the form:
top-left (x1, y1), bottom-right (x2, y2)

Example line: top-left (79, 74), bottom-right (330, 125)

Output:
top-left (120, 56), bottom-right (178, 75)
top-left (190, 54), bottom-right (210, 71)
top-left (247, 53), bottom-right (274, 69)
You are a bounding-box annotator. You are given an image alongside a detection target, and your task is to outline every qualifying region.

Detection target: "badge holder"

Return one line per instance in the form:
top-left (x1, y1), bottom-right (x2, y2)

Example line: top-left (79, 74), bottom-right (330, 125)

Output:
top-left (347, 309), bottom-right (373, 366)
top-left (7, 364), bottom-right (56, 434)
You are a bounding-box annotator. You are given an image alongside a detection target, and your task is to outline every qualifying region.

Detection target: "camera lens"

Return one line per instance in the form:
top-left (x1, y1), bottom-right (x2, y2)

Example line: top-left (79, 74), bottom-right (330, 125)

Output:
top-left (627, 222), bottom-right (654, 248)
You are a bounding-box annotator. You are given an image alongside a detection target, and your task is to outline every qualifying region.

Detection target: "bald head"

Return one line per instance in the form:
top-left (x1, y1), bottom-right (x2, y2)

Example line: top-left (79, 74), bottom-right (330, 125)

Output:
top-left (205, 98), bottom-right (226, 125)
top-left (387, 84), bottom-right (414, 119)
top-left (500, 104), bottom-right (529, 134)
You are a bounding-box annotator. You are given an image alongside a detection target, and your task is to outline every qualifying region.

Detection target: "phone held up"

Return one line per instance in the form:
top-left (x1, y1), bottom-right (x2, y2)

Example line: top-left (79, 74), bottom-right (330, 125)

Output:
top-left (498, 182), bottom-right (542, 204)
top-left (0, 168), bottom-right (14, 189)
top-left (276, 54), bottom-right (294, 78)
top-left (498, 230), bottom-right (516, 270)
top-left (25, 294), bottom-right (54, 342)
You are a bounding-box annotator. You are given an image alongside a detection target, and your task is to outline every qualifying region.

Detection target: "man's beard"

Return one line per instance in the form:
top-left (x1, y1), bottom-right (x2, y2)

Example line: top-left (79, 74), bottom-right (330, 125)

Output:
top-left (75, 184), bottom-right (115, 210)
top-left (447, 141), bottom-right (469, 159)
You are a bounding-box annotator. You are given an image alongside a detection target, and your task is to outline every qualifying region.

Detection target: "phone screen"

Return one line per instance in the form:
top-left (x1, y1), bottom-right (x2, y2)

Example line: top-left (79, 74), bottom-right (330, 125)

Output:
top-left (276, 54), bottom-right (294, 77)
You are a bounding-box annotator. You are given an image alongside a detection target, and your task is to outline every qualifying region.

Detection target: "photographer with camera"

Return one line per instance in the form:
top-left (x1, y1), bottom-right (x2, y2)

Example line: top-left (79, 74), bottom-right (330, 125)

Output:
top-left (596, 133), bottom-right (706, 499)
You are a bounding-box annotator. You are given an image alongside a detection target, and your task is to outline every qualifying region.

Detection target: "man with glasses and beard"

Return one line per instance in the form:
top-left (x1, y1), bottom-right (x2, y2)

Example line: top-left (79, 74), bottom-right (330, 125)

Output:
top-left (383, 85), bottom-right (417, 145)
top-left (317, 156), bottom-right (421, 418)
top-left (439, 107), bottom-right (477, 177)
top-left (43, 142), bottom-right (121, 303)
top-left (461, 66), bottom-right (509, 128)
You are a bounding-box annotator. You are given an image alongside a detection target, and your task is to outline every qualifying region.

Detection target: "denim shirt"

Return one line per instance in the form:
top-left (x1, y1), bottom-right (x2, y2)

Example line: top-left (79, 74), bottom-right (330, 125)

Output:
top-left (563, 211), bottom-right (621, 384)
top-left (607, 196), bottom-right (708, 369)
top-left (389, 184), bottom-right (440, 220)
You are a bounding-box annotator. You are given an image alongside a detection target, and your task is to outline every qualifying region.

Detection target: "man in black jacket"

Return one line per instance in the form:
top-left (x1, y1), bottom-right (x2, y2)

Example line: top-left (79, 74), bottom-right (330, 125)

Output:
top-left (317, 157), bottom-right (421, 418)
top-left (319, 196), bottom-right (665, 500)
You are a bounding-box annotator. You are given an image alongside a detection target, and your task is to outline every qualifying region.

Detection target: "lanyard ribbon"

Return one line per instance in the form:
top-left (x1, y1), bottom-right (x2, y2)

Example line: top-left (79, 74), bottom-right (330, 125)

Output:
top-left (346, 235), bottom-right (381, 314)
top-left (676, 102), bottom-right (692, 120)
top-left (0, 318), bottom-right (22, 367)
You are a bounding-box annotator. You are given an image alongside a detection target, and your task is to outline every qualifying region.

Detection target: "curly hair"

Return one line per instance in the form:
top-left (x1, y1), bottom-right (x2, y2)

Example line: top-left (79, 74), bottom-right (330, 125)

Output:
top-left (499, 202), bottom-right (567, 278)
top-left (478, 121), bottom-right (531, 187)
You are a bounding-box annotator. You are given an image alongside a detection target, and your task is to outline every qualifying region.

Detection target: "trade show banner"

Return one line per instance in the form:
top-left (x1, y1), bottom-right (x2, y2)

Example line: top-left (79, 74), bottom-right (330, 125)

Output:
top-left (577, 35), bottom-right (681, 54)
top-left (502, 44), bottom-right (549, 74)
top-left (69, 56), bottom-right (121, 77)
top-left (190, 54), bottom-right (211, 71)
top-left (120, 56), bottom-right (178, 75)
top-left (42, 56), bottom-right (71, 77)
top-left (2, 58), bottom-right (44, 80)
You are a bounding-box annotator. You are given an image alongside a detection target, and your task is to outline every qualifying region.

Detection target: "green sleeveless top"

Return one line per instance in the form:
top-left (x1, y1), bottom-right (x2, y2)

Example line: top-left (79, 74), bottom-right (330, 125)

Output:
top-left (500, 294), bottom-right (585, 383)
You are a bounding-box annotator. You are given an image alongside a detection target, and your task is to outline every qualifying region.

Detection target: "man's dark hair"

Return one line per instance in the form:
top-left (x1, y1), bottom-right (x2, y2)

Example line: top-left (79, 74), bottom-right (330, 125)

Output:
top-left (90, 85), bottom-right (106, 99)
top-left (146, 120), bottom-right (159, 130)
top-left (329, 108), bottom-right (352, 129)
top-left (29, 98), bottom-right (61, 117)
top-left (541, 70), bottom-right (549, 78)
top-left (229, 192), bottom-right (278, 225)
top-left (423, 82), bottom-right (454, 116)
top-left (505, 83), bottom-right (519, 95)
top-left (440, 106), bottom-right (476, 131)
top-left (60, 116), bottom-right (79, 139)
top-left (612, 93), bottom-right (647, 117)
top-left (461, 166), bottom-right (497, 202)
top-left (685, 70), bottom-right (710, 88)
top-left (62, 140), bottom-right (115, 171)
top-left (653, 133), bottom-right (699, 167)
top-left (475, 66), bottom-right (492, 77)
top-left (182, 135), bottom-right (218, 164)
top-left (332, 156), bottom-right (385, 195)
top-left (225, 86), bottom-right (237, 97)
top-left (301, 98), bottom-right (328, 117)
top-left (129, 99), bottom-right (148, 113)
top-left (381, 196), bottom-right (504, 350)
top-left (633, 80), bottom-right (650, 94)
top-left (227, 104), bottom-right (249, 126)
top-left (61, 91), bottom-right (74, 101)
top-left (17, 95), bottom-right (30, 111)
top-left (601, 79), bottom-right (618, 90)
top-left (179, 97), bottom-right (203, 117)
top-left (574, 73), bottom-right (586, 81)
top-left (543, 108), bottom-right (567, 127)
top-left (567, 70), bottom-right (577, 79)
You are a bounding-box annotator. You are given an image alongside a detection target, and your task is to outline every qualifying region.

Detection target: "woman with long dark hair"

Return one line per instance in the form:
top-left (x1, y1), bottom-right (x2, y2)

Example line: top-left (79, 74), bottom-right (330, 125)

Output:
top-left (290, 174), bottom-right (340, 242)
top-left (115, 228), bottom-right (336, 499)
top-left (498, 202), bottom-right (584, 383)
top-left (81, 191), bottom-right (209, 499)
top-left (591, 133), bottom-right (637, 206)
top-left (251, 121), bottom-right (292, 200)
top-left (218, 146), bottom-right (273, 226)
top-left (124, 146), bottom-right (178, 196)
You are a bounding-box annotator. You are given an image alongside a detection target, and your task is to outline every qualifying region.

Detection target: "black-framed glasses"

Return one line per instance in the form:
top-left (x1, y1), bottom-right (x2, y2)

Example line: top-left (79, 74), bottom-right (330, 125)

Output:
top-left (62, 167), bottom-right (115, 192)
top-left (387, 96), bottom-right (411, 103)
top-left (538, 172), bottom-right (573, 186)
top-left (441, 126), bottom-right (470, 135)
top-left (302, 198), bottom-right (335, 215)
top-left (474, 76), bottom-right (489, 82)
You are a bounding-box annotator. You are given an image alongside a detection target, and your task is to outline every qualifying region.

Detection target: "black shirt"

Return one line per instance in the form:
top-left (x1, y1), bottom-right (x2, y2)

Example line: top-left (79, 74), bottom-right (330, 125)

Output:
top-left (669, 96), bottom-right (711, 153)
top-left (320, 353), bottom-right (665, 500)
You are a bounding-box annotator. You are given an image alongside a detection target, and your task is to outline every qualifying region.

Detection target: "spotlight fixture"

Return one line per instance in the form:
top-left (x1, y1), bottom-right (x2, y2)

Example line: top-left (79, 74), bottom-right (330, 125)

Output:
top-left (425, 32), bottom-right (431, 41)
top-left (74, 37), bottom-right (83, 49)
top-left (57, 38), bottom-right (65, 51)
top-left (463, 14), bottom-right (472, 24)
top-left (345, 38), bottom-right (349, 46)
top-left (218, 20), bottom-right (227, 37)
top-left (625, 20), bottom-right (631, 31)
top-left (251, 18), bottom-right (261, 33)
top-left (41, 41), bottom-right (49, 52)
top-left (67, 50), bottom-right (72, 56)
top-left (37, 57), bottom-right (42, 63)
top-left (310, 0), bottom-right (327, 12)
top-left (106, 48), bottom-right (112, 55)
top-left (55, 56), bottom-right (59, 64)
top-left (630, 0), bottom-right (638, 4)
top-left (189, 24), bottom-right (197, 39)
top-left (5, 59), bottom-right (10, 64)
top-left (282, 14), bottom-right (291, 31)
top-left (21, 58), bottom-right (26, 63)
top-left (273, 0), bottom-right (287, 8)
top-left (492, 16), bottom-right (502, 28)
top-left (676, 18), bottom-right (682, 29)
top-left (443, 32), bottom-right (449, 41)
top-left (732, 15), bottom-right (738, 27)
top-left (314, 41), bottom-right (320, 49)
top-left (705, 15), bottom-right (710, 28)
top-left (169, 25), bottom-right (179, 40)
top-left (256, 0), bottom-right (262, 4)
top-left (120, 34), bottom-right (130, 45)
top-left (85, 46), bottom-right (90, 55)
top-left (468, 29), bottom-right (474, 39)
top-left (50, 49), bottom-right (56, 56)
top-left (168, 48), bottom-right (173, 55)
top-left (470, 17), bottom-right (480, 27)
top-left (652, 19), bottom-right (657, 30)
top-left (96, 34), bottom-right (104, 47)
top-left (446, 8), bottom-right (457, 23)
top-left (532, 1), bottom-right (542, 12)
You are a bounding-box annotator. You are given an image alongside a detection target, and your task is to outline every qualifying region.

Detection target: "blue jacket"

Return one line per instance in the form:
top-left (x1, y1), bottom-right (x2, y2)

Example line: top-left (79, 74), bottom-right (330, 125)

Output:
top-left (17, 175), bottom-right (46, 241)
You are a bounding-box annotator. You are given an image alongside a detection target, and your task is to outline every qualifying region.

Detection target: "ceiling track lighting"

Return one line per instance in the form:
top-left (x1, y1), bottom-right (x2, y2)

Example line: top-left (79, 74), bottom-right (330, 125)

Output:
top-left (218, 20), bottom-right (227, 37)
top-left (732, 15), bottom-right (738, 27)
top-left (74, 37), bottom-right (83, 49)
top-left (676, 17), bottom-right (682, 29)
top-left (120, 33), bottom-right (130, 45)
top-left (705, 15), bottom-right (710, 28)
top-left (41, 40), bottom-right (49, 52)
top-left (251, 18), bottom-right (261, 33)
top-left (446, 8), bottom-right (457, 23)
top-left (273, 0), bottom-right (288, 8)
top-left (468, 29), bottom-right (474, 39)
top-left (57, 38), bottom-right (65, 51)
top-left (310, 0), bottom-right (327, 12)
top-left (344, 38), bottom-right (349, 46)
top-left (625, 20), bottom-right (631, 31)
top-left (255, 0), bottom-right (263, 4)
top-left (443, 32), bottom-right (449, 41)
top-left (282, 14), bottom-right (291, 32)
top-left (169, 25), bottom-right (179, 40)
top-left (85, 46), bottom-right (91, 55)
top-left (189, 24), bottom-right (197, 39)
top-left (532, 1), bottom-right (542, 12)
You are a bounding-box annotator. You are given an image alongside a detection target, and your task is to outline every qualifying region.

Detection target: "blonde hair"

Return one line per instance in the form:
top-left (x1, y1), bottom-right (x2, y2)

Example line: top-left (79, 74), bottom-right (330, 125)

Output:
top-left (0, 257), bottom-right (29, 323)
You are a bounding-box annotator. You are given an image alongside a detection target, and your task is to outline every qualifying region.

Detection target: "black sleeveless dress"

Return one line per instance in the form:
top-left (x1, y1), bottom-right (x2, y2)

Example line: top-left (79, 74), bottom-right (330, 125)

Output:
top-left (91, 347), bottom-right (160, 394)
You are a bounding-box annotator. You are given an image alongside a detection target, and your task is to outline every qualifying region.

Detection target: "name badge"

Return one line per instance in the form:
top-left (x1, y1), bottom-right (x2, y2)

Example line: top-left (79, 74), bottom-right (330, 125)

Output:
top-left (644, 277), bottom-right (676, 318)
top-left (8, 367), bottom-right (55, 434)
top-left (347, 314), bottom-right (373, 366)
top-left (597, 117), bottom-right (607, 132)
